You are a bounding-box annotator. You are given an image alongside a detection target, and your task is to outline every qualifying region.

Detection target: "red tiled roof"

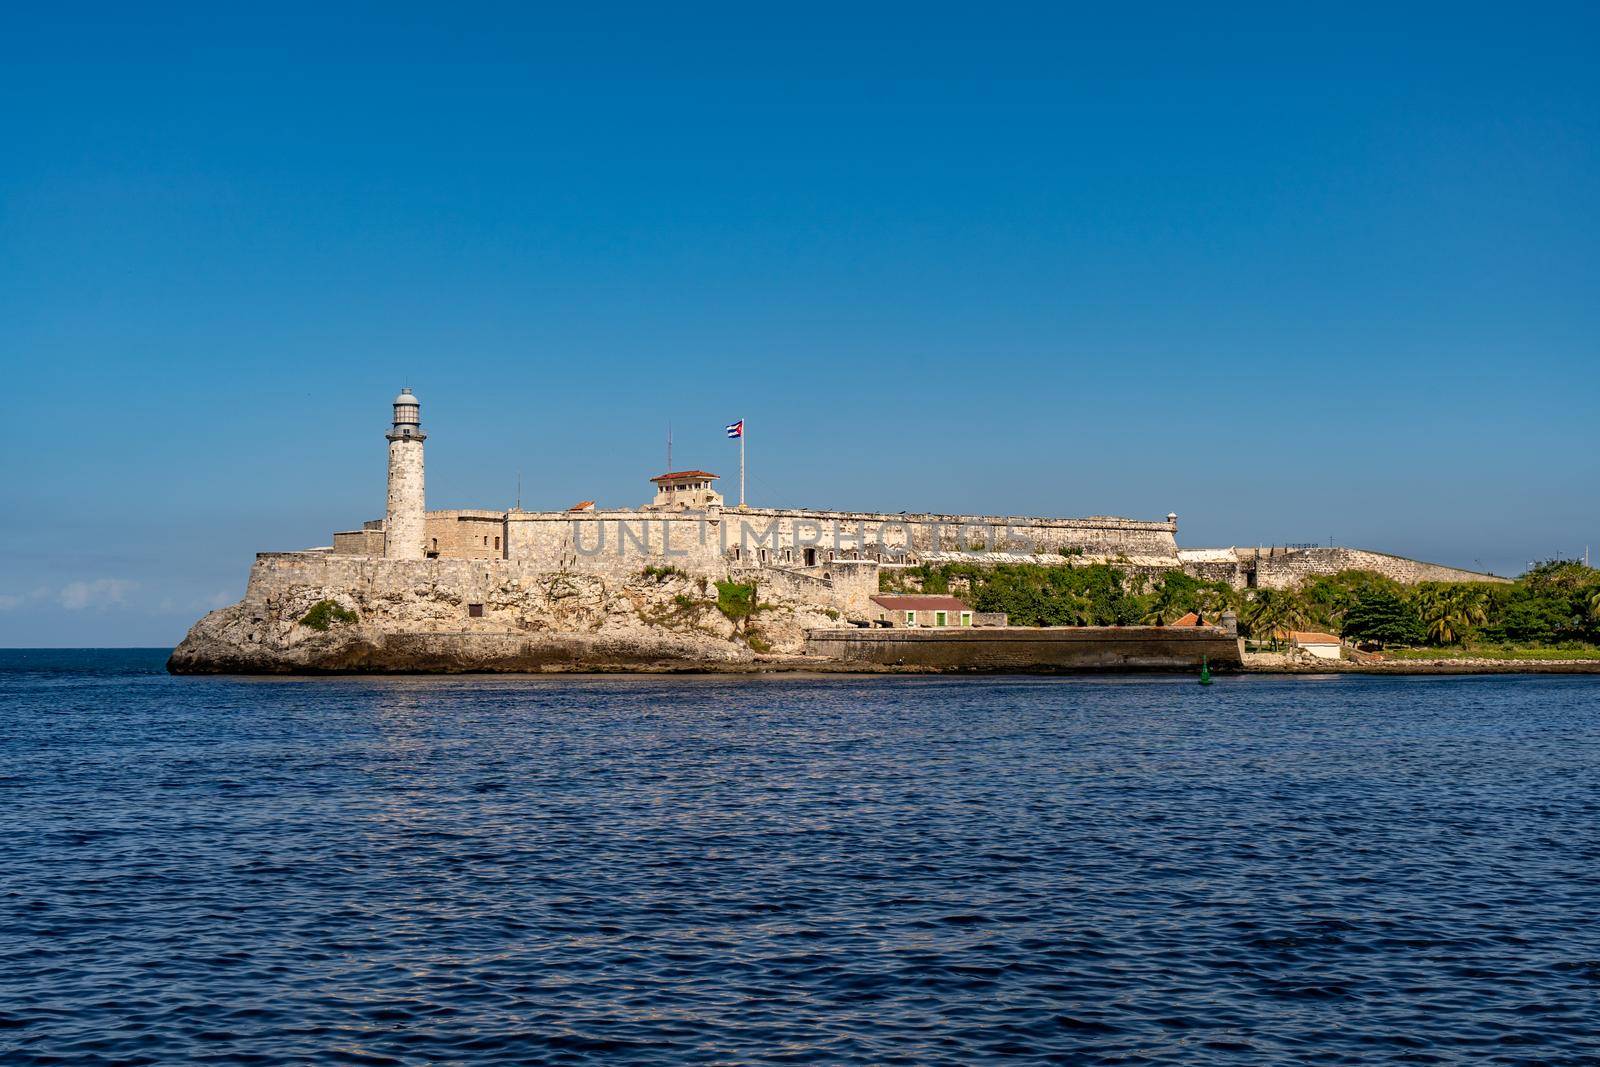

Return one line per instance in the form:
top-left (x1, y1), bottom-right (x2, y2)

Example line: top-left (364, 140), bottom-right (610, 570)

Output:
top-left (568, 501), bottom-right (595, 511)
top-left (870, 595), bottom-right (970, 612)
top-left (650, 470), bottom-right (719, 483)
top-left (1278, 630), bottom-right (1341, 645)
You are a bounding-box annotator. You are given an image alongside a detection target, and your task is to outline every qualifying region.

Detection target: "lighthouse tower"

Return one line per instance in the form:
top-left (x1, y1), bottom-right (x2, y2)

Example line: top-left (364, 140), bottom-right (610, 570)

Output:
top-left (384, 388), bottom-right (427, 559)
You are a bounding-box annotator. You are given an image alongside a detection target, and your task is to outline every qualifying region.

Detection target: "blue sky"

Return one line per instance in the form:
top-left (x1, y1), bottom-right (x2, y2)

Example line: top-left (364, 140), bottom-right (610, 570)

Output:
top-left (4, 3), bottom-right (1597, 646)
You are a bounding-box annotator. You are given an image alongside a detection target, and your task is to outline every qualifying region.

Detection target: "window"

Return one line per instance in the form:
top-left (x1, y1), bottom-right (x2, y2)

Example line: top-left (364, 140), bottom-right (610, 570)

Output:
top-left (905, 611), bottom-right (916, 626)
top-left (468, 603), bottom-right (484, 618)
top-left (494, 536), bottom-right (500, 550)
top-left (935, 611), bottom-right (948, 627)
top-left (960, 612), bottom-right (973, 627)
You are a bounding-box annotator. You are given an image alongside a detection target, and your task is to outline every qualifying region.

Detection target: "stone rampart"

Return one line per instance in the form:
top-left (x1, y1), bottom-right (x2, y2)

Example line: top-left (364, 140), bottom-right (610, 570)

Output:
top-left (1178, 547), bottom-right (1508, 589)
top-left (503, 507), bottom-right (1178, 580)
top-left (1251, 547), bottom-right (1508, 589)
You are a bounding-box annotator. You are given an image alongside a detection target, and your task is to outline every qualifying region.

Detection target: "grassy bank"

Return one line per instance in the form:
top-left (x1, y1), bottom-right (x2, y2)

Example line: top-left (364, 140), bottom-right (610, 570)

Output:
top-left (1376, 643), bottom-right (1600, 661)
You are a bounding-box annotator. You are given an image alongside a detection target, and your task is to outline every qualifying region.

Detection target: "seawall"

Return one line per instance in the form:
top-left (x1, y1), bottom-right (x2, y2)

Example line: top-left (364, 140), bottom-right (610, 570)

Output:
top-left (804, 626), bottom-right (1244, 672)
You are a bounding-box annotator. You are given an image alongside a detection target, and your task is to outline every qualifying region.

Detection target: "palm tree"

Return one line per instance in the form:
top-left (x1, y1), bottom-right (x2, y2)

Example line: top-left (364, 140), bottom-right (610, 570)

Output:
top-left (1196, 586), bottom-right (1240, 622)
top-left (1244, 587), bottom-right (1311, 648)
top-left (1417, 586), bottom-right (1488, 646)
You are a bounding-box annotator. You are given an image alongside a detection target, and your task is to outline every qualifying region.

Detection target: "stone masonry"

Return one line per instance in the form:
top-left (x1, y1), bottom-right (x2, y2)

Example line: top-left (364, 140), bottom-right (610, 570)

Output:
top-left (383, 389), bottom-right (426, 560)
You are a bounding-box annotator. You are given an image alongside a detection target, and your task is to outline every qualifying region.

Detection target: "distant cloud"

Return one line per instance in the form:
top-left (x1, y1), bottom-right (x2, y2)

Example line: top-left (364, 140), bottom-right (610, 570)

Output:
top-left (59, 579), bottom-right (138, 611)
top-left (0, 593), bottom-right (24, 611)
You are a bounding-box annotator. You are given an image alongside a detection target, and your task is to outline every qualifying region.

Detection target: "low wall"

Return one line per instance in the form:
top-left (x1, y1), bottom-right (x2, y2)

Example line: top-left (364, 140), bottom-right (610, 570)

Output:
top-left (805, 626), bottom-right (1243, 672)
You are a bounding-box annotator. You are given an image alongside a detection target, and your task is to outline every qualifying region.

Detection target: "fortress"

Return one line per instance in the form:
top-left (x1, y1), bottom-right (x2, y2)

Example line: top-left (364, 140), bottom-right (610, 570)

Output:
top-left (167, 390), bottom-right (1503, 673)
top-left (333, 390), bottom-right (1497, 601)
top-left (315, 389), bottom-right (1194, 619)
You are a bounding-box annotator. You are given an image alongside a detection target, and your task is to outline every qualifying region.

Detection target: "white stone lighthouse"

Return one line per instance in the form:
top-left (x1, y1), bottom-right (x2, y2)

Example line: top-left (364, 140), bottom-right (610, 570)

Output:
top-left (384, 388), bottom-right (426, 559)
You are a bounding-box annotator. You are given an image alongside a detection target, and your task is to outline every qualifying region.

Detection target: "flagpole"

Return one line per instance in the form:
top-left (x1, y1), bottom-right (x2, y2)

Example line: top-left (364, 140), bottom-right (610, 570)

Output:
top-left (739, 422), bottom-right (746, 508)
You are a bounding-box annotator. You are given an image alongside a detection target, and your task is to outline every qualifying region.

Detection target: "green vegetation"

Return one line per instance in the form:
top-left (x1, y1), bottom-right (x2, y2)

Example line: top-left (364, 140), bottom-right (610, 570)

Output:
top-left (1340, 589), bottom-right (1424, 648)
top-left (300, 599), bottom-right (358, 631)
top-left (640, 564), bottom-right (688, 581)
top-left (715, 580), bottom-right (757, 622)
top-left (882, 562), bottom-right (1237, 628)
top-left (879, 558), bottom-right (1600, 656)
top-left (1377, 644), bottom-right (1600, 661)
top-left (1233, 562), bottom-right (1599, 653)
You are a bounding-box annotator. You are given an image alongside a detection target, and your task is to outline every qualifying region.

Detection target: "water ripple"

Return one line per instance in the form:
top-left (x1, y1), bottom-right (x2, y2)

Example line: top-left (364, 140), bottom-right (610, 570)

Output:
top-left (1, 651), bottom-right (1598, 1063)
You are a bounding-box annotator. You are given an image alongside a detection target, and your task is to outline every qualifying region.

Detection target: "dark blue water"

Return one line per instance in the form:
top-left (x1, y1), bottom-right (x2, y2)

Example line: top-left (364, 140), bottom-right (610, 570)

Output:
top-left (3, 651), bottom-right (1598, 1064)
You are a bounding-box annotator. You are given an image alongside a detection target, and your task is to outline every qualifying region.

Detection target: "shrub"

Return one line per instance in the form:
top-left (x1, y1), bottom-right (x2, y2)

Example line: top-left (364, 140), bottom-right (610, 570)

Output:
top-left (715, 581), bottom-right (757, 621)
top-left (300, 599), bottom-right (358, 631)
top-left (641, 565), bottom-right (688, 581)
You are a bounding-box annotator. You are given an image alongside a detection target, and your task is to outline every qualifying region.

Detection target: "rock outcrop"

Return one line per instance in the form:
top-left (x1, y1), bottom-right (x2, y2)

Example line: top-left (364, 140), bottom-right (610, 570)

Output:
top-left (168, 553), bottom-right (839, 674)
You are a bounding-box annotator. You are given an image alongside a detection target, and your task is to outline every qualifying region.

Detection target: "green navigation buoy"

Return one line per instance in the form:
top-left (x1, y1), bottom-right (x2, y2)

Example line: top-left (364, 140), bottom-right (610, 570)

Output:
top-left (1199, 655), bottom-right (1213, 686)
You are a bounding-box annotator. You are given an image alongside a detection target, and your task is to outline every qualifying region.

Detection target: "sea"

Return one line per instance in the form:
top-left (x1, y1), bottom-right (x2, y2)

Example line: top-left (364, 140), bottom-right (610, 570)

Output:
top-left (3, 649), bottom-right (1598, 1065)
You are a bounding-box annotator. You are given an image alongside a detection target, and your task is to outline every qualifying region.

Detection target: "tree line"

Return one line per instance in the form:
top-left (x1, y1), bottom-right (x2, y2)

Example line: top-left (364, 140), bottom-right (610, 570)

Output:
top-left (882, 560), bottom-right (1600, 648)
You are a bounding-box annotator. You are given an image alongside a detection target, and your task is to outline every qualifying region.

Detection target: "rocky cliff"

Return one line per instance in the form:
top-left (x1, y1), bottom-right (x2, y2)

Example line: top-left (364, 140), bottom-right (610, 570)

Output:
top-left (168, 553), bottom-right (839, 673)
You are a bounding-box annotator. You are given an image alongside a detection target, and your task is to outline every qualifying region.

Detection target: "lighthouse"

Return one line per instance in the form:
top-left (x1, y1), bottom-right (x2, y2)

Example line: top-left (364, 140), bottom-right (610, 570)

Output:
top-left (384, 388), bottom-right (427, 559)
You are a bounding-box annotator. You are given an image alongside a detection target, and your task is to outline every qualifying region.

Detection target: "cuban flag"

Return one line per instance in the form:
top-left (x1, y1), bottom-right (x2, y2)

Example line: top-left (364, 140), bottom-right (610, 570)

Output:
top-left (726, 419), bottom-right (744, 439)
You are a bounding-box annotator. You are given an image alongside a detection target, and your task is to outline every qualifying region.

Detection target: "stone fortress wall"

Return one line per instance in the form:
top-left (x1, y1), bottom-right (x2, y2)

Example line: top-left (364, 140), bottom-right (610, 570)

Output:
top-left (1252, 547), bottom-right (1509, 588)
top-left (339, 506), bottom-right (1180, 621)
top-left (244, 550), bottom-right (873, 632)
top-left (501, 507), bottom-right (1179, 575)
top-left (1178, 546), bottom-right (1509, 589)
